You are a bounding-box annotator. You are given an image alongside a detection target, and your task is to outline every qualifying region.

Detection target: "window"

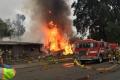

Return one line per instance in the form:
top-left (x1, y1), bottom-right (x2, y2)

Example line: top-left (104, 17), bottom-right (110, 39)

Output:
top-left (78, 42), bottom-right (97, 48)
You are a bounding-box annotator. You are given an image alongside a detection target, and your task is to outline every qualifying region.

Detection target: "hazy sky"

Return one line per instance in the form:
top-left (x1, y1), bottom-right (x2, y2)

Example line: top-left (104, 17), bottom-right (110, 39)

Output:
top-left (0, 0), bottom-right (24, 19)
top-left (0, 0), bottom-right (76, 20)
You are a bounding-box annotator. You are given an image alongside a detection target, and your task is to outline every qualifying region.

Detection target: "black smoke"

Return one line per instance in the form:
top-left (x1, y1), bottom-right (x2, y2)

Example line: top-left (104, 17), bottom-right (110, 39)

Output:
top-left (33, 0), bottom-right (72, 35)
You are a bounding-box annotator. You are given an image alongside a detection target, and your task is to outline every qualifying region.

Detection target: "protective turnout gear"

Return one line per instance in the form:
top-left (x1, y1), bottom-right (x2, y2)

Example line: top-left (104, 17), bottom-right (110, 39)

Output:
top-left (0, 64), bottom-right (16, 80)
top-left (115, 49), bottom-right (120, 64)
top-left (74, 59), bottom-right (84, 68)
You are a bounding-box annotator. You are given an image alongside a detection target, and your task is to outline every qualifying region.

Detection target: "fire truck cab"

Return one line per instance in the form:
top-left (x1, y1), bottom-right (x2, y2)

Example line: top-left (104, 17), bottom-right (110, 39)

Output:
top-left (74, 39), bottom-right (108, 63)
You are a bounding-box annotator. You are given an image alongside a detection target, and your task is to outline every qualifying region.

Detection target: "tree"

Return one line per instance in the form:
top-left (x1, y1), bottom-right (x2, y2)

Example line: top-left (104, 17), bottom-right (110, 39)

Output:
top-left (72, 0), bottom-right (120, 42)
top-left (105, 21), bottom-right (120, 43)
top-left (0, 19), bottom-right (12, 38)
top-left (12, 14), bottom-right (25, 37)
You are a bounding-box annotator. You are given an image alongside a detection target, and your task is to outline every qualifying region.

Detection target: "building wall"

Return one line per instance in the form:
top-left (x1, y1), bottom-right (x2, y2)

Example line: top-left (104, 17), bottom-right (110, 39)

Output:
top-left (0, 44), bottom-right (43, 64)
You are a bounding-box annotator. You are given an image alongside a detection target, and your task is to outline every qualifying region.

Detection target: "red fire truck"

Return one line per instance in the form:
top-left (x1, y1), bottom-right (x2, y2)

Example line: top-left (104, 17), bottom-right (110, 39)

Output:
top-left (74, 39), bottom-right (109, 63)
top-left (108, 43), bottom-right (118, 50)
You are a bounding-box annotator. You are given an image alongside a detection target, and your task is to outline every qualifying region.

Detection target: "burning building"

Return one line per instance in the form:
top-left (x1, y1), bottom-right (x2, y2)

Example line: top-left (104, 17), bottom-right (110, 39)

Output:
top-left (23, 0), bottom-right (74, 55)
top-left (42, 21), bottom-right (73, 55)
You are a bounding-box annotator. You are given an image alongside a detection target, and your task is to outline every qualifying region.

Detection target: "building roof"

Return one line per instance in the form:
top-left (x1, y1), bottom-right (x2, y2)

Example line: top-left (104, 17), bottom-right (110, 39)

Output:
top-left (0, 41), bottom-right (43, 45)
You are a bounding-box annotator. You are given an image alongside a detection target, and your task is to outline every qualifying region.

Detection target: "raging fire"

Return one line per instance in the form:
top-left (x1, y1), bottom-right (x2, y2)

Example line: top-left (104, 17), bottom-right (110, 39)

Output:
top-left (45, 21), bottom-right (73, 55)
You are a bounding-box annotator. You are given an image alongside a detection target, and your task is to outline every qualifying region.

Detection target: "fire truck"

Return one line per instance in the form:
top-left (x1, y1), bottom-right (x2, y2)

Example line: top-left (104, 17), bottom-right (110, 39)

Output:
top-left (108, 43), bottom-right (118, 50)
top-left (74, 39), bottom-right (110, 63)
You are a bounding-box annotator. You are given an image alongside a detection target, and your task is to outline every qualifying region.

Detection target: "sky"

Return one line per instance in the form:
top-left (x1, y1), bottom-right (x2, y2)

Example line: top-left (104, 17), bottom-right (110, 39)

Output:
top-left (0, 0), bottom-right (76, 20)
top-left (0, 0), bottom-right (79, 42)
top-left (0, 0), bottom-right (24, 19)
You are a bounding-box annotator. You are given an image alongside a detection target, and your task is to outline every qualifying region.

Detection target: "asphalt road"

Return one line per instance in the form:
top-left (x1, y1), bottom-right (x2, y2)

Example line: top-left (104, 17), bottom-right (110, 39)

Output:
top-left (14, 62), bottom-right (120, 80)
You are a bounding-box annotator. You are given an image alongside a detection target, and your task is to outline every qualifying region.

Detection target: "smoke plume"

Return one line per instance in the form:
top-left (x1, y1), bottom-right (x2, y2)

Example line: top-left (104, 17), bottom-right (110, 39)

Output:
top-left (22, 0), bottom-right (73, 43)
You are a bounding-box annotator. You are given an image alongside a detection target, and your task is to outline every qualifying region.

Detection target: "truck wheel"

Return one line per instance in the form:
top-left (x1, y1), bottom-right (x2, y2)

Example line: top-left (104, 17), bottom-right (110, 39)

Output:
top-left (98, 56), bottom-right (103, 63)
top-left (80, 60), bottom-right (84, 65)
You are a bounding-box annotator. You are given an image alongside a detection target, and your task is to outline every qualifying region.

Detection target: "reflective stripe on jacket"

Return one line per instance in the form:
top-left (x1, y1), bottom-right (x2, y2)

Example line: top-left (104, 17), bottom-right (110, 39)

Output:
top-left (0, 64), bottom-right (16, 80)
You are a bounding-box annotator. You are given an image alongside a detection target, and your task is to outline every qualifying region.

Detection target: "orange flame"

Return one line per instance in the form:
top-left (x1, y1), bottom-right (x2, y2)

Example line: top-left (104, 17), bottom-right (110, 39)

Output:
top-left (45, 21), bottom-right (73, 55)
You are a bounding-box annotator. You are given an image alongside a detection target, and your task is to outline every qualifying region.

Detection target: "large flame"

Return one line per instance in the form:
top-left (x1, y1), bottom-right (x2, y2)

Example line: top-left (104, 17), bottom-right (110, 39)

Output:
top-left (44, 21), bottom-right (73, 55)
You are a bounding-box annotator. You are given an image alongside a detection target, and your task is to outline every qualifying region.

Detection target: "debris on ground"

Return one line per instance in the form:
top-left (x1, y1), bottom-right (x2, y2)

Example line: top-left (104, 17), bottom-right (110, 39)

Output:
top-left (76, 75), bottom-right (91, 80)
top-left (96, 64), bottom-right (118, 73)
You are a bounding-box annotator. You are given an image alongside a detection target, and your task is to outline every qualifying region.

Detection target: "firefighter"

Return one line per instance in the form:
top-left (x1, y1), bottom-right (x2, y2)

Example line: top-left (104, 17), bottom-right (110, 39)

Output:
top-left (108, 49), bottom-right (115, 63)
top-left (0, 50), bottom-right (16, 80)
top-left (73, 55), bottom-right (85, 68)
top-left (115, 48), bottom-right (120, 64)
top-left (74, 58), bottom-right (85, 68)
top-left (108, 49), bottom-right (112, 62)
top-left (112, 49), bottom-right (116, 61)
